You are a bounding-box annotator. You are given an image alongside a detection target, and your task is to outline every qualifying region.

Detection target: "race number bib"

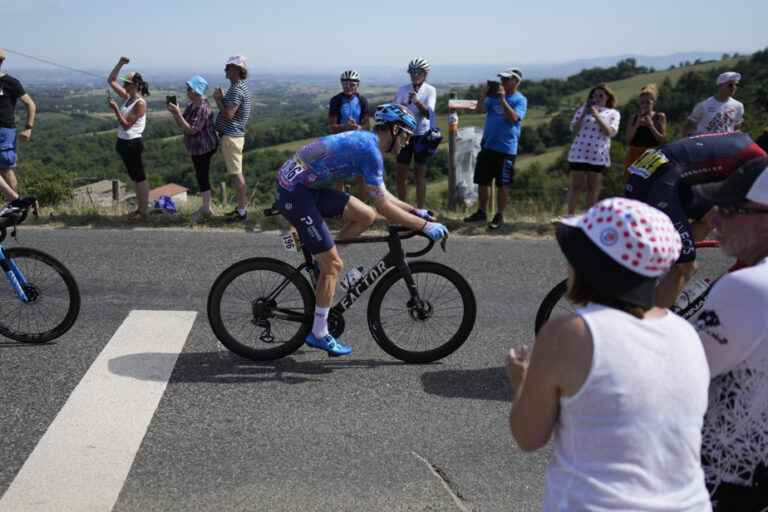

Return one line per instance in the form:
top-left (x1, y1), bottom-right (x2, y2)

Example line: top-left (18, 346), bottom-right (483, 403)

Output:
top-left (278, 158), bottom-right (308, 186)
top-left (280, 230), bottom-right (302, 252)
top-left (628, 149), bottom-right (669, 179)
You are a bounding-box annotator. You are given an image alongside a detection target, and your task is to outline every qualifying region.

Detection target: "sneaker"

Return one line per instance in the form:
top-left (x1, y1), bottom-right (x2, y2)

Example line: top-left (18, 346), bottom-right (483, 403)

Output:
top-left (225, 209), bottom-right (247, 222)
top-left (305, 333), bottom-right (352, 357)
top-left (463, 210), bottom-right (487, 223)
top-left (488, 213), bottom-right (504, 230)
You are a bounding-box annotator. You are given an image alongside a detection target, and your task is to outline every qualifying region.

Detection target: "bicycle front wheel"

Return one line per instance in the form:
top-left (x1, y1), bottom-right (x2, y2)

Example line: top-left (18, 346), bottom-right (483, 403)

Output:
top-left (0, 247), bottom-right (80, 343)
top-left (207, 258), bottom-right (314, 361)
top-left (534, 278), bottom-right (573, 336)
top-left (367, 261), bottom-right (476, 363)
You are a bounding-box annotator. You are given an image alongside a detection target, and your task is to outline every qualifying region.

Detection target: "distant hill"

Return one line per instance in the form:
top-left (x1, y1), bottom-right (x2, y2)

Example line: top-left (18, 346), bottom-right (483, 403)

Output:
top-left (10, 51), bottom-right (741, 87)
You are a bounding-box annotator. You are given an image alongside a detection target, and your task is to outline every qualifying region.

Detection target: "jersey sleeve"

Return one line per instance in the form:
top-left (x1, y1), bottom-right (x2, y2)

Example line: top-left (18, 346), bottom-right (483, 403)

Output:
top-left (425, 86), bottom-right (437, 111)
top-left (512, 95), bottom-right (527, 122)
top-left (359, 96), bottom-right (370, 118)
top-left (688, 101), bottom-right (705, 123)
top-left (359, 141), bottom-right (385, 188)
top-left (223, 87), bottom-right (243, 109)
top-left (328, 95), bottom-right (341, 119)
top-left (608, 109), bottom-right (621, 135)
top-left (10, 77), bottom-right (26, 99)
top-left (394, 86), bottom-right (407, 104)
top-left (694, 271), bottom-right (768, 377)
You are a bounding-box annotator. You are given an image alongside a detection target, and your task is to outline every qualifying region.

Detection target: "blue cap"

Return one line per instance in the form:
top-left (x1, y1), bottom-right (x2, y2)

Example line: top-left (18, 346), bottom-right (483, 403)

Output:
top-left (186, 75), bottom-right (208, 96)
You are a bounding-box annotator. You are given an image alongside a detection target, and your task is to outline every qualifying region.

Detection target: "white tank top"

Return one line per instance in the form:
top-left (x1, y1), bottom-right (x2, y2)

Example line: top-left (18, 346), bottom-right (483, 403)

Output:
top-left (117, 98), bottom-right (146, 140)
top-left (543, 303), bottom-right (712, 512)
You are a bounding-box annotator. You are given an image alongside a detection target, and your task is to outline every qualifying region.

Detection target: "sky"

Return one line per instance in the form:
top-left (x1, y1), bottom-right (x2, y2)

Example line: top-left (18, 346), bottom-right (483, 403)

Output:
top-left (2, 0), bottom-right (767, 73)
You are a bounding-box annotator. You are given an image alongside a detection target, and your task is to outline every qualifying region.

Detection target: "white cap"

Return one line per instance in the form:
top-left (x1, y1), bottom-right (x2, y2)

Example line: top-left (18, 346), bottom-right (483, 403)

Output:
top-left (225, 55), bottom-right (247, 70)
top-left (498, 68), bottom-right (522, 81)
top-left (716, 71), bottom-right (741, 85)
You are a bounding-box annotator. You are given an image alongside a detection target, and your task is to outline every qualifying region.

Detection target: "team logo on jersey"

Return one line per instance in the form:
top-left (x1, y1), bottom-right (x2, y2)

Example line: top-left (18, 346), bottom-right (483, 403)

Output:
top-left (600, 227), bottom-right (619, 246)
top-left (284, 202), bottom-right (293, 211)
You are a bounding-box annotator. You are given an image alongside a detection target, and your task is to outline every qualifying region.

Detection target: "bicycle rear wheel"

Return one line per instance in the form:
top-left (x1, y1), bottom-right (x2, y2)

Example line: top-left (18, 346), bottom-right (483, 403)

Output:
top-left (207, 258), bottom-right (314, 361)
top-left (367, 261), bottom-right (476, 363)
top-left (0, 247), bottom-right (80, 343)
top-left (534, 278), bottom-right (573, 336)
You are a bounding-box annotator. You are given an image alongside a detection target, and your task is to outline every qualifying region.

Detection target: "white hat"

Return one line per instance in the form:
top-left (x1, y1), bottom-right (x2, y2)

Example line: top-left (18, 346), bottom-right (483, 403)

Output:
top-left (716, 71), bottom-right (741, 85)
top-left (225, 55), bottom-right (247, 70)
top-left (498, 68), bottom-right (522, 81)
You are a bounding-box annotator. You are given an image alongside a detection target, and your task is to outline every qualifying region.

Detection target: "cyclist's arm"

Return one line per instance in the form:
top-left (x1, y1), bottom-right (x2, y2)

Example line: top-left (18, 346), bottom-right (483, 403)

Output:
top-left (369, 186), bottom-right (427, 231)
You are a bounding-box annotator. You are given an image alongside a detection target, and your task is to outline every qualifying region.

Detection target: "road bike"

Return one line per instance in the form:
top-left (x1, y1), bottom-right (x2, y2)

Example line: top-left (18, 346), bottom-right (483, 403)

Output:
top-left (0, 198), bottom-right (80, 342)
top-left (207, 207), bottom-right (477, 363)
top-left (534, 240), bottom-right (731, 335)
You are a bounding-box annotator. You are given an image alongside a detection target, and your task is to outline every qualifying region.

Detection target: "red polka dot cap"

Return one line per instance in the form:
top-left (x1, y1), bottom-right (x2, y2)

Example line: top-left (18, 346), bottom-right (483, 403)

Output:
top-left (559, 198), bottom-right (682, 277)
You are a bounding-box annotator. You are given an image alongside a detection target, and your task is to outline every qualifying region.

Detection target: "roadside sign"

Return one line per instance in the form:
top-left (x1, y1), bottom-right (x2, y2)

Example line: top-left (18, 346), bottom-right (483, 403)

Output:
top-left (448, 99), bottom-right (478, 110)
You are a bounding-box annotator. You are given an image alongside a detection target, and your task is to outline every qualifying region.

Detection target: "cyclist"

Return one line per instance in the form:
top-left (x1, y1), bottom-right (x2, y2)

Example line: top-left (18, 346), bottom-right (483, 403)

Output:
top-left (625, 131), bottom-right (768, 307)
top-left (275, 103), bottom-right (449, 357)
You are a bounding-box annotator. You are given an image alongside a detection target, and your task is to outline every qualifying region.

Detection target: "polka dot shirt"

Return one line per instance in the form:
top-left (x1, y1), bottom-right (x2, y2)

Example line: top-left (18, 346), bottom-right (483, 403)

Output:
top-left (567, 106), bottom-right (621, 167)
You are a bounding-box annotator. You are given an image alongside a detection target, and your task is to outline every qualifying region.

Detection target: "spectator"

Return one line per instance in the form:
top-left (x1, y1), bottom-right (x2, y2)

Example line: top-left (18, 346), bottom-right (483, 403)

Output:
top-left (624, 84), bottom-right (667, 180)
top-left (167, 75), bottom-right (218, 221)
top-left (107, 56), bottom-right (150, 219)
top-left (463, 68), bottom-right (527, 230)
top-left (506, 197), bottom-right (711, 511)
top-left (329, 70), bottom-right (370, 196)
top-left (691, 165), bottom-right (768, 511)
top-left (685, 71), bottom-right (744, 135)
top-left (213, 55), bottom-right (252, 222)
top-left (394, 58), bottom-right (437, 209)
top-left (0, 49), bottom-right (37, 200)
top-left (565, 84), bottom-right (620, 215)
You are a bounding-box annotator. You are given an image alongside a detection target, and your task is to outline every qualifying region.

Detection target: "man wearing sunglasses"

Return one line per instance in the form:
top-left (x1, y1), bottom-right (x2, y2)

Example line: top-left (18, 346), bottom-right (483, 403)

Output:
top-left (685, 71), bottom-right (744, 136)
top-left (625, 131), bottom-right (768, 307)
top-left (690, 162), bottom-right (768, 512)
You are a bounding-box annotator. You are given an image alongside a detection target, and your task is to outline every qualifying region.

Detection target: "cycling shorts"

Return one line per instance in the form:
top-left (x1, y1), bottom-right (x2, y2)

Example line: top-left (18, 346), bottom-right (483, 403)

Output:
top-left (276, 184), bottom-right (350, 254)
top-left (396, 135), bottom-right (432, 166)
top-left (625, 161), bottom-right (712, 263)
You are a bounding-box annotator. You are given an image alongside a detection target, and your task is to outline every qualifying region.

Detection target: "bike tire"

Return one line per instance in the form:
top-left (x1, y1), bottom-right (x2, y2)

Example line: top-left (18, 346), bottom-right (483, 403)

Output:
top-left (367, 261), bottom-right (476, 364)
top-left (0, 247), bottom-right (80, 343)
top-left (534, 278), bottom-right (571, 336)
top-left (207, 258), bottom-right (314, 361)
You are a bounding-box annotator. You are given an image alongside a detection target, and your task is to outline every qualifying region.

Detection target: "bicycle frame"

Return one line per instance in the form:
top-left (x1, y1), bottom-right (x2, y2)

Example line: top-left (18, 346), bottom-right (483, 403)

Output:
top-left (0, 246), bottom-right (30, 302)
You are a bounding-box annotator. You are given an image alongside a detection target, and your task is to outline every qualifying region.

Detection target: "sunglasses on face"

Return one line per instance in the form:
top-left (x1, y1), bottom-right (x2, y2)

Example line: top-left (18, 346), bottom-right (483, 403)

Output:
top-left (341, 80), bottom-right (359, 85)
top-left (717, 204), bottom-right (768, 218)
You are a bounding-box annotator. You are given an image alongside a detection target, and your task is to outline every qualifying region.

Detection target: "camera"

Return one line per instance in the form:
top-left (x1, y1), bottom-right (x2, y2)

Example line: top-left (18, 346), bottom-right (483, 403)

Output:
top-left (166, 95), bottom-right (177, 106)
top-left (486, 80), bottom-right (500, 96)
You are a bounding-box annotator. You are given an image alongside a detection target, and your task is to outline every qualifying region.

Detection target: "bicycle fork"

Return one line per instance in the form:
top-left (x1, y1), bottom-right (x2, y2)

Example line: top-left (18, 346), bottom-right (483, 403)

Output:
top-left (0, 248), bottom-right (30, 302)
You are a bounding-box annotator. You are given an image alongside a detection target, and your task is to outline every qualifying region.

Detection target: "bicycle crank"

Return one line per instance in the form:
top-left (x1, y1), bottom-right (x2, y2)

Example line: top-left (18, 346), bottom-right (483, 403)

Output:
top-left (328, 309), bottom-right (346, 338)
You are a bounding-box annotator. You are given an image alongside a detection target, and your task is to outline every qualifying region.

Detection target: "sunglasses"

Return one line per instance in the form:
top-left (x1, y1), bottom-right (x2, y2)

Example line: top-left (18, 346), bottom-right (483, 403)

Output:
top-left (717, 205), bottom-right (768, 218)
top-left (341, 80), bottom-right (359, 85)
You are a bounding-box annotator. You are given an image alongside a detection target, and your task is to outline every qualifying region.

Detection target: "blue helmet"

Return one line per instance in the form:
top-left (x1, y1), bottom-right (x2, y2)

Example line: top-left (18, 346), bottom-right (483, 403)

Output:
top-left (374, 103), bottom-right (417, 133)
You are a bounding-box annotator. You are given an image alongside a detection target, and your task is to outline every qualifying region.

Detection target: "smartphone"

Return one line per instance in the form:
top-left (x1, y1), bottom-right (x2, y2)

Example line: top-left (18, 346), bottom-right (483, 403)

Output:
top-left (486, 80), bottom-right (500, 96)
top-left (166, 95), bottom-right (177, 106)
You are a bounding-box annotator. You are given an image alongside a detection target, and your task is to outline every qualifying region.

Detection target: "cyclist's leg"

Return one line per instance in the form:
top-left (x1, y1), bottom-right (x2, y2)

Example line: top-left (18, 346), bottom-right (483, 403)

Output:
top-left (338, 195), bottom-right (376, 240)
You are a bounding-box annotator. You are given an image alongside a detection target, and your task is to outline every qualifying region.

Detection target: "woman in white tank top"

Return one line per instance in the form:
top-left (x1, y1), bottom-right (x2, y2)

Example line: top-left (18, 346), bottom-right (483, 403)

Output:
top-left (107, 56), bottom-right (150, 218)
top-left (506, 198), bottom-right (712, 511)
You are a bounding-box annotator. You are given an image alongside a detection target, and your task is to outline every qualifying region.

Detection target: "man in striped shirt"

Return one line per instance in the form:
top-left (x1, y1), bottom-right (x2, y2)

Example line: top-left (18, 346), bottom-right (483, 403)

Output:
top-left (214, 55), bottom-right (252, 221)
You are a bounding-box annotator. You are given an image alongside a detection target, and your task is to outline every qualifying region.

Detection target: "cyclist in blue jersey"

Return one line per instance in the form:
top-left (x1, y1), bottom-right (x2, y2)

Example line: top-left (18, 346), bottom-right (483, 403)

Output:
top-left (276, 103), bottom-right (449, 357)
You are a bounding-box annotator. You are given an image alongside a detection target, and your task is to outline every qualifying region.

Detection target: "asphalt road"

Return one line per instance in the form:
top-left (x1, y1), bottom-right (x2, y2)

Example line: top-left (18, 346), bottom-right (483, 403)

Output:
top-left (0, 228), bottom-right (729, 511)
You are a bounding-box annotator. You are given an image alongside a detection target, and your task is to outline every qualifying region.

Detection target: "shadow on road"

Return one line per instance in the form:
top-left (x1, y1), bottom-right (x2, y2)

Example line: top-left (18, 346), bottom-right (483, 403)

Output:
top-left (420, 367), bottom-right (510, 402)
top-left (108, 350), bottom-right (408, 384)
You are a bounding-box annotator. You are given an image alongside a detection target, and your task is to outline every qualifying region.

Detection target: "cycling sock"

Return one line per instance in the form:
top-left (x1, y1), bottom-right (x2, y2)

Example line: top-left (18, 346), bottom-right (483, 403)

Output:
top-left (312, 306), bottom-right (330, 338)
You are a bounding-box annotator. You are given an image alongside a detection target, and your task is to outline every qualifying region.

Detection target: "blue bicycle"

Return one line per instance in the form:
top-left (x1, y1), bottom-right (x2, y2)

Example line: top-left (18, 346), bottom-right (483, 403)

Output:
top-left (0, 197), bottom-right (80, 343)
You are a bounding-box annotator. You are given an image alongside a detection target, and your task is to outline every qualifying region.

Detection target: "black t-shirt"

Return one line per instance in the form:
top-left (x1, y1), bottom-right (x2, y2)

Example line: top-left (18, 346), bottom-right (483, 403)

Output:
top-left (0, 75), bottom-right (26, 129)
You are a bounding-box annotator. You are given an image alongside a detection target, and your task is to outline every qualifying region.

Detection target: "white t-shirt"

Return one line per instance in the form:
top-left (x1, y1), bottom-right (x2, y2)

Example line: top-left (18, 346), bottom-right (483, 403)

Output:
top-left (688, 96), bottom-right (744, 134)
top-left (695, 257), bottom-right (768, 491)
top-left (544, 304), bottom-right (711, 512)
top-left (566, 106), bottom-right (620, 167)
top-left (394, 82), bottom-right (436, 136)
top-left (116, 98), bottom-right (146, 140)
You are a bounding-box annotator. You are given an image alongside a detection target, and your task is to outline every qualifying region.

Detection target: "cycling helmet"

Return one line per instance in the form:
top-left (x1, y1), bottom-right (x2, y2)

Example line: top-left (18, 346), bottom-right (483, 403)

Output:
top-left (407, 58), bottom-right (430, 74)
top-left (340, 70), bottom-right (360, 82)
top-left (374, 103), bottom-right (417, 133)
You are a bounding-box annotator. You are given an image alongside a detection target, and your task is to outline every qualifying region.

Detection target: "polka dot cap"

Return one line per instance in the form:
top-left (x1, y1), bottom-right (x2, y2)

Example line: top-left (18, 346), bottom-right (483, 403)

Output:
top-left (559, 198), bottom-right (682, 277)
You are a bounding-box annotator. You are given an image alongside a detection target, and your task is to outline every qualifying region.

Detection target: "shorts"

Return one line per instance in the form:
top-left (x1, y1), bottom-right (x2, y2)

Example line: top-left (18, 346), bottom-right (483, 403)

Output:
top-left (569, 161), bottom-right (608, 173)
top-left (396, 135), bottom-right (432, 166)
top-left (0, 127), bottom-right (17, 170)
top-left (221, 135), bottom-right (244, 175)
top-left (276, 184), bottom-right (350, 254)
top-left (473, 148), bottom-right (516, 186)
top-left (115, 137), bottom-right (146, 182)
top-left (625, 161), bottom-right (712, 263)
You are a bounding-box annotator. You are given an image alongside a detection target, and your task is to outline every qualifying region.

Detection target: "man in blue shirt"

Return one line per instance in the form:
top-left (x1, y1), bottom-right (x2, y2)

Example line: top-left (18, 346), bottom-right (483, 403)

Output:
top-left (328, 70), bottom-right (370, 196)
top-left (464, 68), bottom-right (527, 230)
top-left (276, 104), bottom-right (449, 357)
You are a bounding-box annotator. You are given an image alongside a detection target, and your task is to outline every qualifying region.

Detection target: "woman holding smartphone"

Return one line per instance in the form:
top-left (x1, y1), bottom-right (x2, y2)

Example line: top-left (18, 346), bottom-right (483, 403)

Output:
top-left (167, 75), bottom-right (218, 220)
top-left (624, 84), bottom-right (667, 181)
top-left (107, 56), bottom-right (150, 219)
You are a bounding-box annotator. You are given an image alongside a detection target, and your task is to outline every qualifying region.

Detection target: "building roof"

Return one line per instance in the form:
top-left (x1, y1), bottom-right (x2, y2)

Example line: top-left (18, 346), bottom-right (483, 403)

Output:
top-left (149, 183), bottom-right (189, 202)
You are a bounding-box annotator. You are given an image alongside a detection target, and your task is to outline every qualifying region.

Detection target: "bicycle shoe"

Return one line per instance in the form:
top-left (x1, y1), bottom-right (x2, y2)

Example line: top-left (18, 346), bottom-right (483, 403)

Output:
top-left (305, 333), bottom-right (352, 357)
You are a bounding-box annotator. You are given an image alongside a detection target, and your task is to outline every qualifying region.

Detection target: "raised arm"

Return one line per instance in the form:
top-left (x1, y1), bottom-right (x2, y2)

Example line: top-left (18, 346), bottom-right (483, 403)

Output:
top-left (107, 57), bottom-right (130, 99)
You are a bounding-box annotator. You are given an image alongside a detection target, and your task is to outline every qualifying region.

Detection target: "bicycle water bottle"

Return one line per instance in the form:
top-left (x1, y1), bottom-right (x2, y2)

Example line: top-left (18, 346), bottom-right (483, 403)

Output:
top-left (341, 266), bottom-right (364, 290)
top-left (673, 278), bottom-right (711, 311)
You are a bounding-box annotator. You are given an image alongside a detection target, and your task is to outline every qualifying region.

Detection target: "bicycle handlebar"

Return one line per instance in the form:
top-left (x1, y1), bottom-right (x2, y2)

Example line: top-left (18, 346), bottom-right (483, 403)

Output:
top-left (0, 196), bottom-right (39, 242)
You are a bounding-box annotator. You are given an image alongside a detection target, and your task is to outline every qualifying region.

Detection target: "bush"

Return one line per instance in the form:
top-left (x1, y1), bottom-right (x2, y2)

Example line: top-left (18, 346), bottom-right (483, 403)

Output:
top-left (19, 161), bottom-right (77, 206)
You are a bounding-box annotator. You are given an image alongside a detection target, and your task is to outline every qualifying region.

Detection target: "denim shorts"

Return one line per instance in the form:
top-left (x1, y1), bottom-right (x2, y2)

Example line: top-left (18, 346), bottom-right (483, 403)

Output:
top-left (0, 128), bottom-right (17, 170)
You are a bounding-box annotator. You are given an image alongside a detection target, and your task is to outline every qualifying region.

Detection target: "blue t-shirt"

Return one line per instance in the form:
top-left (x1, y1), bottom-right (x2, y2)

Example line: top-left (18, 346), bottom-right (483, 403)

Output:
top-left (277, 131), bottom-right (384, 191)
top-left (481, 92), bottom-right (527, 155)
top-left (329, 93), bottom-right (369, 125)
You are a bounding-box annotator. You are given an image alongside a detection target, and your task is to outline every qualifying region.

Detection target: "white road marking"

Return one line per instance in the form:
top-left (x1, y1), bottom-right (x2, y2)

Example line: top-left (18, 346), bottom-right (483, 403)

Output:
top-left (0, 310), bottom-right (197, 512)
